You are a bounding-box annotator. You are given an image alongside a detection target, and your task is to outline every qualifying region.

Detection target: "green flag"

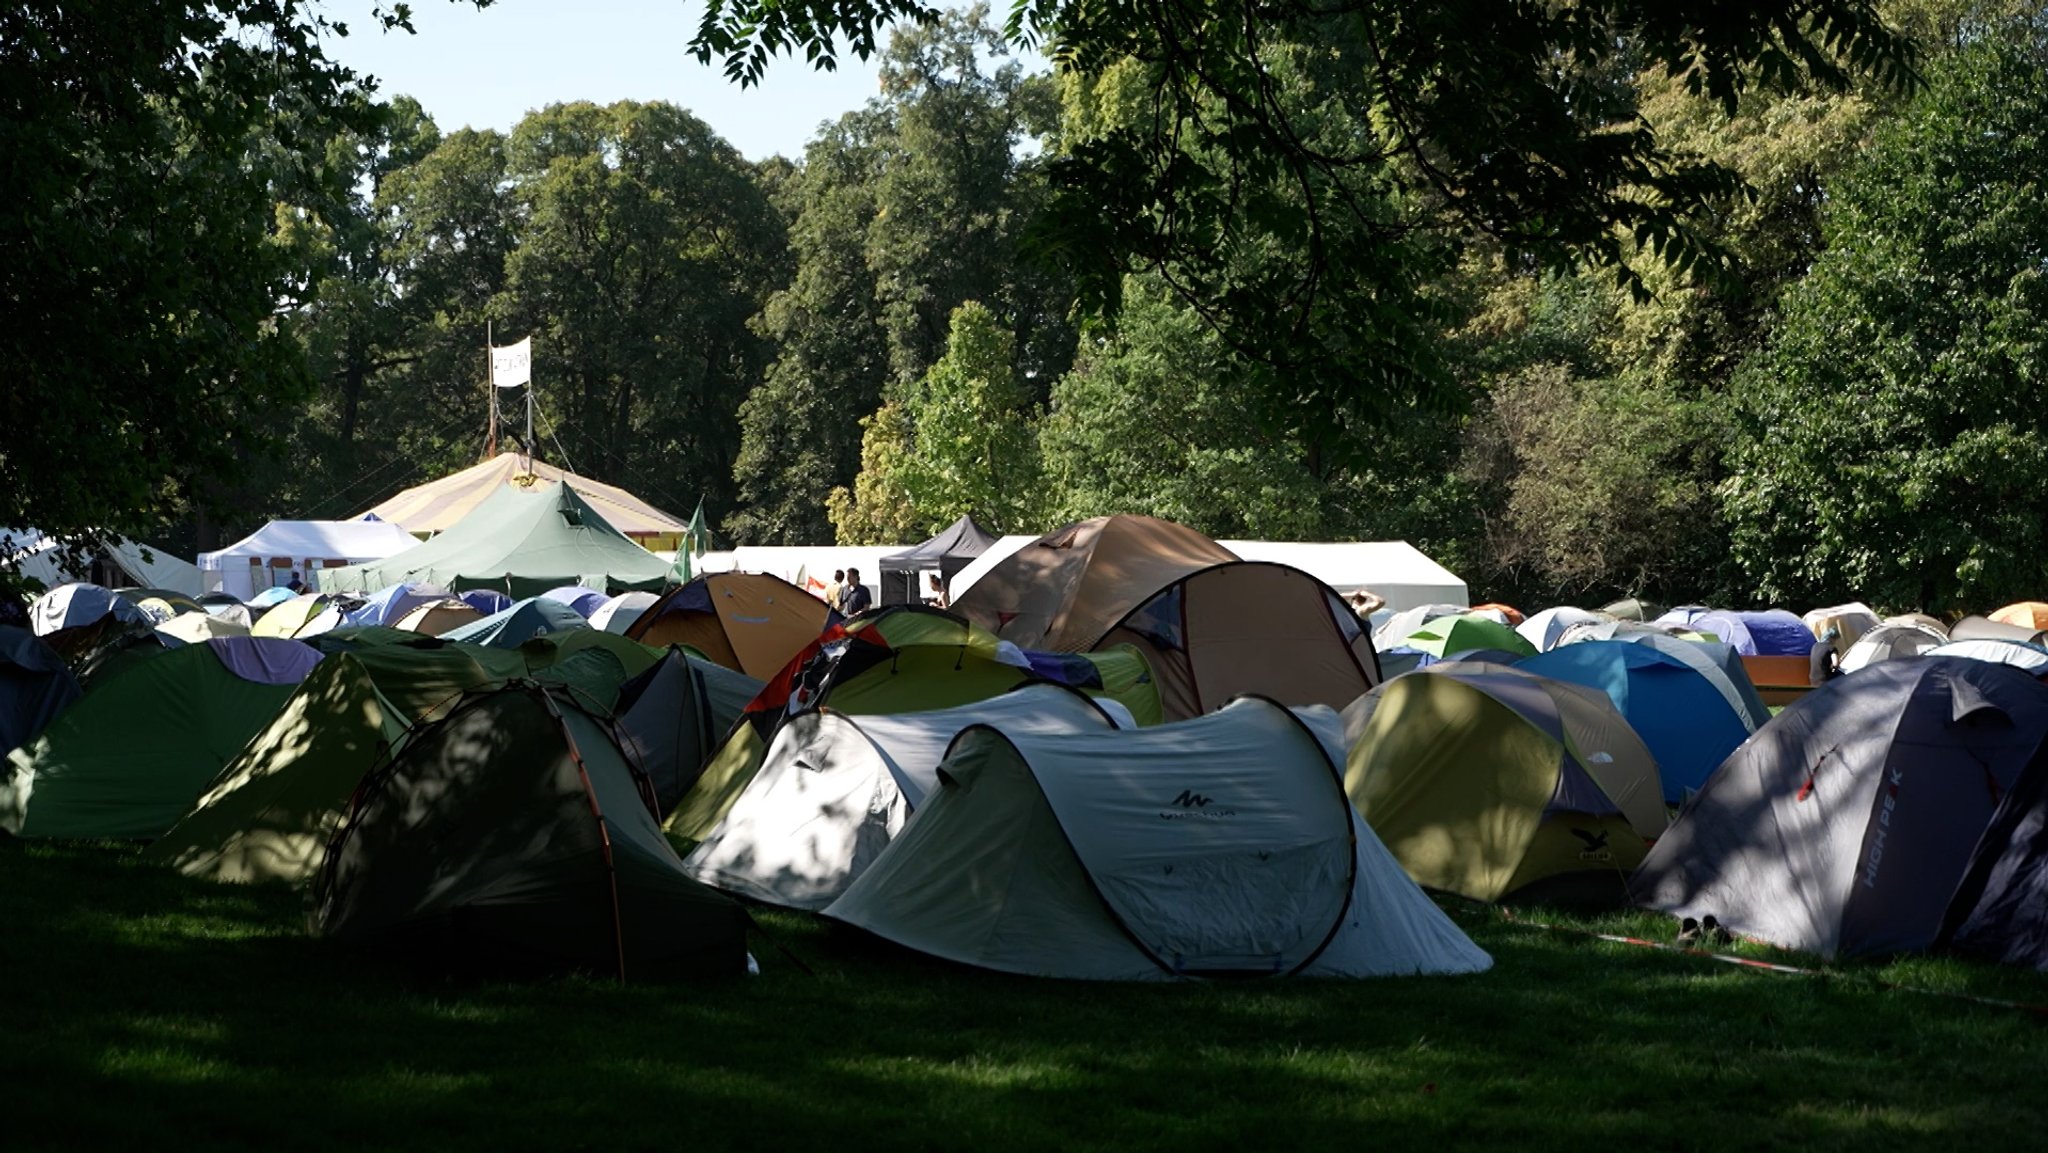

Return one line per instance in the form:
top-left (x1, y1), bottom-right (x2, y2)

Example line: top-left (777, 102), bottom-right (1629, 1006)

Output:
top-left (670, 499), bottom-right (709, 583)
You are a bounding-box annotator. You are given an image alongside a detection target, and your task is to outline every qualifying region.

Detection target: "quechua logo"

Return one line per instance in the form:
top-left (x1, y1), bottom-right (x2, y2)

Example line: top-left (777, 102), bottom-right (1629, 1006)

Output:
top-left (1160, 789), bottom-right (1233, 820)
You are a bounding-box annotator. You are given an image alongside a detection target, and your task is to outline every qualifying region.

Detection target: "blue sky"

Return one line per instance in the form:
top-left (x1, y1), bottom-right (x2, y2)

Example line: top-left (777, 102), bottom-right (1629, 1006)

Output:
top-left (320, 0), bottom-right (903, 161)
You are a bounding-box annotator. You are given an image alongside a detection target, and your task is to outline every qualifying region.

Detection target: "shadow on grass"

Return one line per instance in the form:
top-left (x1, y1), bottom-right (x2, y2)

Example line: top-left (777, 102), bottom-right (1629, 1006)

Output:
top-left (3, 840), bottom-right (2047, 1153)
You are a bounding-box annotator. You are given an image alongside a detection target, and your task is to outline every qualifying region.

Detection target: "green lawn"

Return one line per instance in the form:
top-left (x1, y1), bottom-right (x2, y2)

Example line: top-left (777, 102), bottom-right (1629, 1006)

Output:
top-left (5, 838), bottom-right (2047, 1152)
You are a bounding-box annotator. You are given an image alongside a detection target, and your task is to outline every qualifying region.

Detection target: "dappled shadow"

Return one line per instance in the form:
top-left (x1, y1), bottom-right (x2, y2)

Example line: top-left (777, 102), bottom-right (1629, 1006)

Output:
top-left (6, 839), bottom-right (2048, 1153)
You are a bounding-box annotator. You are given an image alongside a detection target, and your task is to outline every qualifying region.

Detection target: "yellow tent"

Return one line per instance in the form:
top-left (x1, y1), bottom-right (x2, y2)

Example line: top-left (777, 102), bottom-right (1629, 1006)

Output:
top-left (1990, 601), bottom-right (2048, 630)
top-left (361, 453), bottom-right (686, 548)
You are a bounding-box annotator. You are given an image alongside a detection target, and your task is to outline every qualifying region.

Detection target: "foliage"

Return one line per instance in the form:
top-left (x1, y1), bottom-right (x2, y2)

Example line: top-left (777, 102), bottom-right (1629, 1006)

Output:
top-left (897, 302), bottom-right (1043, 534)
top-left (826, 402), bottom-right (926, 544)
top-left (1722, 36), bottom-right (2048, 612)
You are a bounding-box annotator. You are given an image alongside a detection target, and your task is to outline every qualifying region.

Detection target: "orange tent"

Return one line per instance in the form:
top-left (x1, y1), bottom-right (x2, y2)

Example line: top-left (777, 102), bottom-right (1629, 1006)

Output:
top-left (627, 572), bottom-right (837, 679)
top-left (1990, 602), bottom-right (2048, 630)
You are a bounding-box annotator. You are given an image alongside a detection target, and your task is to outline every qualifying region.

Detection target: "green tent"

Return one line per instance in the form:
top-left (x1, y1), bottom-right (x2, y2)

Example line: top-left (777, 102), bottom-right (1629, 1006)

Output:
top-left (317, 481), bottom-right (671, 598)
top-left (313, 682), bottom-right (749, 981)
top-left (1401, 613), bottom-right (1539, 660)
top-left (2, 639), bottom-right (319, 838)
top-left (146, 642), bottom-right (529, 883)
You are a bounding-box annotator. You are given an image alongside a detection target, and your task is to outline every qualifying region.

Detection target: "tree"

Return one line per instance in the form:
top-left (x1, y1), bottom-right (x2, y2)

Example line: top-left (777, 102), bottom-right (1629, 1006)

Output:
top-left (897, 302), bottom-right (1042, 533)
top-left (1722, 37), bottom-right (2048, 612)
top-left (690, 0), bottom-right (1913, 422)
top-left (826, 403), bottom-right (926, 544)
top-left (0, 3), bottom-right (412, 546)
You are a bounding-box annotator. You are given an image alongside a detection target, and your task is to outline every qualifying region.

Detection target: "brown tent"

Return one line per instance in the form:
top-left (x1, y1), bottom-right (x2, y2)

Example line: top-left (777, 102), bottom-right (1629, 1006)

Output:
top-left (393, 600), bottom-right (484, 636)
top-left (950, 516), bottom-right (1237, 652)
top-left (1095, 561), bottom-right (1380, 721)
top-left (626, 572), bottom-right (837, 679)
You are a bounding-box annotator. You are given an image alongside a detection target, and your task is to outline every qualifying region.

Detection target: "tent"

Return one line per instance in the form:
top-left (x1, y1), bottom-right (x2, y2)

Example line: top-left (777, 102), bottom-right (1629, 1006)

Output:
top-left (198, 520), bottom-right (423, 601)
top-left (1990, 602), bottom-right (2048, 630)
top-left (1840, 621), bottom-right (1950, 673)
top-left (250, 594), bottom-right (338, 640)
top-left (879, 515), bottom-right (998, 606)
top-left (147, 641), bottom-right (530, 884)
top-left (360, 453), bottom-right (690, 547)
top-left (667, 607), bottom-right (1164, 843)
top-left (590, 590), bottom-right (659, 634)
top-left (1396, 614), bottom-right (1539, 661)
top-left (392, 599), bottom-right (483, 636)
top-left (459, 589), bottom-right (512, 617)
top-left (1632, 659), bottom-right (2048, 959)
top-left (1610, 633), bottom-right (1773, 731)
top-left (951, 515), bottom-right (1239, 652)
top-left (540, 585), bottom-right (608, 618)
top-left (1217, 541), bottom-right (1468, 611)
top-left (1941, 754), bottom-right (2048, 969)
top-left (627, 572), bottom-right (837, 679)
top-left (825, 698), bottom-right (1493, 979)
top-left (1520, 641), bottom-right (1756, 802)
top-left (319, 481), bottom-right (671, 598)
top-left (1684, 609), bottom-right (1816, 656)
top-left (1370, 604), bottom-right (1468, 651)
top-left (1, 626), bottom-right (80, 757)
top-left (1516, 607), bottom-right (1610, 652)
top-left (338, 583), bottom-right (451, 629)
top-left (684, 684), bottom-right (1130, 910)
top-left (1926, 638), bottom-right (2048, 675)
top-left (1344, 667), bottom-right (1667, 903)
top-left (312, 682), bottom-right (749, 980)
top-left (1094, 561), bottom-right (1380, 722)
top-left (442, 597), bottom-right (590, 648)
top-left (7, 529), bottom-right (202, 596)
top-left (154, 612), bottom-right (251, 647)
top-left (614, 648), bottom-right (764, 817)
top-left (2, 638), bottom-right (321, 838)
top-left (28, 583), bottom-right (145, 637)
top-left (1951, 614), bottom-right (2048, 646)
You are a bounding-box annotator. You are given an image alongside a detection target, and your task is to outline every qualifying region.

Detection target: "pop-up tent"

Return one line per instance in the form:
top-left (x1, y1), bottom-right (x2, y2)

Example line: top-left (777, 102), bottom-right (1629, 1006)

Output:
top-left (627, 572), bottom-right (836, 679)
top-left (878, 515), bottom-right (998, 606)
top-left (312, 682), bottom-right (749, 981)
top-left (360, 453), bottom-right (689, 548)
top-left (951, 515), bottom-right (1238, 652)
top-left (684, 684), bottom-right (1129, 910)
top-left (1, 626), bottom-right (80, 757)
top-left (2, 638), bottom-right (321, 838)
top-left (1095, 561), bottom-right (1379, 721)
top-left (824, 698), bottom-right (1492, 980)
top-left (1345, 666), bottom-right (1667, 903)
top-left (1633, 659), bottom-right (2048, 960)
top-left (319, 481), bottom-right (671, 598)
top-left (199, 520), bottom-right (423, 601)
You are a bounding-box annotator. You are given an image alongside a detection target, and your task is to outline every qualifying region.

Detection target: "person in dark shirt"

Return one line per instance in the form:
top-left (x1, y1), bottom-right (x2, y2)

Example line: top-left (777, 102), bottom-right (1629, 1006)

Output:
top-left (840, 567), bottom-right (872, 615)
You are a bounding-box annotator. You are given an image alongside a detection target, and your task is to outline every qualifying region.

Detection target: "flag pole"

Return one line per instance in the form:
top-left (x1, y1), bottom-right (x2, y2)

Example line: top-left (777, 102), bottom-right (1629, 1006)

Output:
top-left (485, 320), bottom-right (498, 460)
top-left (524, 350), bottom-right (535, 472)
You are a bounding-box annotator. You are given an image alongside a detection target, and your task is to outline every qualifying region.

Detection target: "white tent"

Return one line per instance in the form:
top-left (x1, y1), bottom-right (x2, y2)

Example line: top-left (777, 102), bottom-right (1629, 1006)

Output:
top-left (684, 684), bottom-right (1133, 910)
top-left (823, 698), bottom-right (1492, 980)
top-left (1219, 541), bottom-right (1466, 612)
top-left (6, 529), bottom-right (202, 596)
top-left (722, 545), bottom-right (910, 606)
top-left (198, 519), bottom-right (422, 601)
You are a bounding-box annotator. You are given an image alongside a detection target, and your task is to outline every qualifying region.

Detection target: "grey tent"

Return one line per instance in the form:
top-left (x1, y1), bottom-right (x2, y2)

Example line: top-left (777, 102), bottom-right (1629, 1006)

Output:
top-left (0, 626), bottom-right (80, 756)
top-left (684, 683), bottom-right (1131, 910)
top-left (878, 515), bottom-right (998, 606)
top-left (1941, 758), bottom-right (2048, 969)
top-left (313, 682), bottom-right (749, 981)
top-left (824, 698), bottom-right (1492, 979)
top-left (1633, 658), bottom-right (2048, 959)
top-left (613, 647), bottom-right (764, 817)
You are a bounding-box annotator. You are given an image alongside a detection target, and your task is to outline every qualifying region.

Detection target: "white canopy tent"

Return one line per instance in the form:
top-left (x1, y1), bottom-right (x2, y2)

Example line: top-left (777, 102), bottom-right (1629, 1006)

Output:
top-left (198, 519), bottom-right (422, 601)
top-left (5, 529), bottom-right (202, 595)
top-left (1220, 541), bottom-right (1466, 612)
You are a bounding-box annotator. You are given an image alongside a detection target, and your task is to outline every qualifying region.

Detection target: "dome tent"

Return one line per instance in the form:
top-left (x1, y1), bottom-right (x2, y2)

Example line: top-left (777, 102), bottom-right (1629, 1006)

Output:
top-left (825, 698), bottom-right (1492, 980)
top-left (1520, 640), bottom-right (1756, 803)
top-left (1633, 659), bottom-right (2048, 960)
top-left (627, 572), bottom-right (837, 679)
top-left (313, 682), bottom-right (749, 981)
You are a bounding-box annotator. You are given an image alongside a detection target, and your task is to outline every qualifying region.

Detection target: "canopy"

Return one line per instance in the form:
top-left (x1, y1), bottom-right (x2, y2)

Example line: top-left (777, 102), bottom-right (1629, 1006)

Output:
top-left (1217, 541), bottom-right (1467, 611)
top-left (361, 453), bottom-right (688, 543)
top-left (318, 481), bottom-right (671, 598)
top-left (198, 520), bottom-right (422, 601)
top-left (6, 530), bottom-right (202, 596)
top-left (879, 515), bottom-right (999, 604)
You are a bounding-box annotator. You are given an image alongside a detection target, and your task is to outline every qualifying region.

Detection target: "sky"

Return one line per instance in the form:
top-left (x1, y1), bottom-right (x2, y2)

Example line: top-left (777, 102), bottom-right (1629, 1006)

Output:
top-left (319, 0), bottom-right (900, 161)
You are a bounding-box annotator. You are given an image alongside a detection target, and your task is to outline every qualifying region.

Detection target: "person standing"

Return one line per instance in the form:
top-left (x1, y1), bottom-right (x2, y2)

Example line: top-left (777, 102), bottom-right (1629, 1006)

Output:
top-left (825, 568), bottom-right (845, 609)
top-left (841, 567), bottom-right (872, 615)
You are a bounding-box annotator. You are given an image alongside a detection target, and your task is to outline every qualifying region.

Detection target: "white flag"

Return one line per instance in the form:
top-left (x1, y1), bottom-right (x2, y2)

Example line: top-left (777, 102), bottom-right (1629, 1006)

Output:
top-left (491, 337), bottom-right (532, 388)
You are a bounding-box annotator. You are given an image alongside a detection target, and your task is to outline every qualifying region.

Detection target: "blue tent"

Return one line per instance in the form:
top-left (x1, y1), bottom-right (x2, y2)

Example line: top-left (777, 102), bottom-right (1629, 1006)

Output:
top-left (540, 585), bottom-right (609, 619)
top-left (1688, 609), bottom-right (1816, 657)
top-left (1521, 640), bottom-right (1753, 802)
top-left (340, 582), bottom-right (450, 628)
top-left (458, 589), bottom-right (512, 616)
top-left (441, 597), bottom-right (589, 649)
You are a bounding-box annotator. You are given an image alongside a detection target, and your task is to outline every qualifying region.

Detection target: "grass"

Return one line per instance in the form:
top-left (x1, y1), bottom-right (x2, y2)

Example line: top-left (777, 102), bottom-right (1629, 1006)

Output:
top-left (5, 838), bottom-right (2048, 1152)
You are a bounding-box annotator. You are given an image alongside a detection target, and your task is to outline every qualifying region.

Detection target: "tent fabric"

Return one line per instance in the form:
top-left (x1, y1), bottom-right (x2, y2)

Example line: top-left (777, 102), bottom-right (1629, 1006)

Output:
top-left (684, 684), bottom-right (1127, 910)
top-left (541, 585), bottom-right (609, 618)
top-left (1516, 607), bottom-right (1610, 652)
top-left (360, 453), bottom-right (689, 541)
top-left (1990, 602), bottom-right (2048, 630)
top-left (29, 584), bottom-right (144, 637)
top-left (439, 596), bottom-right (592, 648)
top-left (250, 594), bottom-right (334, 639)
top-left (1398, 614), bottom-right (1539, 661)
top-left (1950, 615), bottom-right (2048, 646)
top-left (198, 520), bottom-right (423, 600)
top-left (153, 612), bottom-right (251, 647)
top-left (950, 515), bottom-right (1239, 652)
top-left (1610, 633), bottom-right (1774, 732)
top-left (7, 530), bottom-right (203, 596)
top-left (459, 589), bottom-right (512, 616)
top-left (1925, 638), bottom-right (2048, 674)
top-left (147, 642), bottom-right (530, 884)
top-left (825, 698), bottom-right (1491, 980)
top-left (0, 626), bottom-right (80, 757)
top-left (1632, 659), bottom-right (2048, 960)
top-left (1687, 609), bottom-right (1818, 657)
top-left (627, 572), bottom-right (837, 679)
top-left (879, 515), bottom-right (998, 604)
top-left (1371, 604), bottom-right (1468, 651)
top-left (319, 481), bottom-right (671, 598)
top-left (1217, 541), bottom-right (1468, 610)
top-left (392, 600), bottom-right (483, 636)
top-left (612, 649), bottom-right (763, 818)
top-left (2, 639), bottom-right (318, 838)
top-left (591, 590), bottom-right (659, 634)
top-left (1345, 667), bottom-right (1666, 903)
top-left (1093, 561), bottom-right (1379, 722)
top-left (1840, 622), bottom-right (1951, 673)
top-left (312, 683), bottom-right (748, 980)
top-left (249, 586), bottom-right (298, 609)
top-left (1941, 756), bottom-right (2048, 969)
top-left (340, 583), bottom-right (451, 629)
top-left (1520, 641), bottom-right (1755, 802)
